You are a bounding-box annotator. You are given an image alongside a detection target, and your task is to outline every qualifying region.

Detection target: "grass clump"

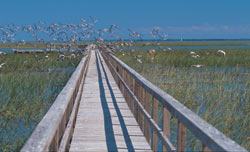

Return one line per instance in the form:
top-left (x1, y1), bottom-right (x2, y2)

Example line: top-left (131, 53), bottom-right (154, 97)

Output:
top-left (0, 52), bottom-right (83, 152)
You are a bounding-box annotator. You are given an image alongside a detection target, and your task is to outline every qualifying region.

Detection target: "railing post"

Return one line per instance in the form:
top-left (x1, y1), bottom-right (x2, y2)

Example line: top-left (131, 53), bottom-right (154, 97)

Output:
top-left (134, 81), bottom-right (140, 121)
top-left (137, 85), bottom-right (143, 130)
top-left (118, 66), bottom-right (122, 89)
top-left (177, 121), bottom-right (186, 152)
top-left (162, 107), bottom-right (171, 152)
top-left (129, 75), bottom-right (134, 112)
top-left (120, 67), bottom-right (124, 94)
top-left (144, 91), bottom-right (151, 143)
top-left (123, 70), bottom-right (129, 105)
top-left (152, 98), bottom-right (158, 151)
top-left (162, 107), bottom-right (171, 151)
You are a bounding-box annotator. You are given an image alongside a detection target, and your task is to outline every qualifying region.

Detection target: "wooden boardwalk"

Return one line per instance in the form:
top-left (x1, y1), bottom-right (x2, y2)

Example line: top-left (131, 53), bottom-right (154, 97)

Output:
top-left (21, 46), bottom-right (247, 152)
top-left (69, 50), bottom-right (151, 151)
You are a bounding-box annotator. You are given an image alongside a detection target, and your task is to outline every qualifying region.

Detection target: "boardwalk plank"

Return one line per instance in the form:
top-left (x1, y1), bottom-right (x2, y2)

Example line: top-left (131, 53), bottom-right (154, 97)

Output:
top-left (69, 50), bottom-right (151, 152)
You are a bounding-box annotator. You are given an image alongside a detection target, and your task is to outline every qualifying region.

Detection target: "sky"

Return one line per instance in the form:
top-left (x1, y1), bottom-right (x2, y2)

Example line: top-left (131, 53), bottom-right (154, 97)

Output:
top-left (0, 0), bottom-right (250, 39)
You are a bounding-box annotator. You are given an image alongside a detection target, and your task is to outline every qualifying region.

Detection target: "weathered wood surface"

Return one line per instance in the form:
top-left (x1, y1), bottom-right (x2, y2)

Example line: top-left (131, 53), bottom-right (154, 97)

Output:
top-left (69, 50), bottom-right (151, 151)
top-left (102, 51), bottom-right (176, 152)
top-left (14, 49), bottom-right (45, 53)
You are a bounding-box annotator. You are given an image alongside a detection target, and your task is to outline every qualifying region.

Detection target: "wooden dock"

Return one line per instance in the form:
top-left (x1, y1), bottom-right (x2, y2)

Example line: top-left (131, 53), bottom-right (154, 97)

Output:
top-left (14, 49), bottom-right (45, 53)
top-left (70, 50), bottom-right (151, 151)
top-left (21, 46), bottom-right (247, 152)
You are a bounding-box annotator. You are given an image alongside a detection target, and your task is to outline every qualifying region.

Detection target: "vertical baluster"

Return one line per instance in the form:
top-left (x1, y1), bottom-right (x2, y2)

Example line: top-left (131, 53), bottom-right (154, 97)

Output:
top-left (114, 61), bottom-right (118, 83)
top-left (129, 75), bottom-right (134, 112)
top-left (140, 87), bottom-right (145, 131)
top-left (122, 68), bottom-right (126, 94)
top-left (162, 107), bottom-right (171, 151)
top-left (137, 85), bottom-right (143, 130)
top-left (144, 91), bottom-right (151, 143)
top-left (123, 69), bottom-right (126, 96)
top-left (123, 70), bottom-right (128, 102)
top-left (120, 67), bottom-right (124, 94)
top-left (116, 65), bottom-right (119, 84)
top-left (128, 74), bottom-right (133, 91)
top-left (177, 121), bottom-right (186, 152)
top-left (125, 74), bottom-right (131, 109)
top-left (125, 71), bottom-right (130, 105)
top-left (152, 98), bottom-right (158, 151)
top-left (118, 66), bottom-right (122, 90)
top-left (134, 81), bottom-right (140, 121)
top-left (125, 72), bottom-right (131, 109)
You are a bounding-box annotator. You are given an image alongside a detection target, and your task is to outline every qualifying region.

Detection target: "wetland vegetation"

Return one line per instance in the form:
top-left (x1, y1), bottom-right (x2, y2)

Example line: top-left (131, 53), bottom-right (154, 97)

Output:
top-left (0, 52), bottom-right (83, 151)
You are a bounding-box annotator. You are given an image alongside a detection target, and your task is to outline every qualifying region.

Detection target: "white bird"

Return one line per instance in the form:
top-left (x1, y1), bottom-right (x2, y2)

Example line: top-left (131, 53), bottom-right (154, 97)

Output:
top-left (192, 64), bottom-right (204, 68)
top-left (137, 58), bottom-right (142, 64)
top-left (191, 54), bottom-right (200, 58)
top-left (168, 47), bottom-right (172, 50)
top-left (0, 63), bottom-right (6, 68)
top-left (58, 54), bottom-right (65, 60)
top-left (0, 51), bottom-right (7, 55)
top-left (136, 54), bottom-right (142, 58)
top-left (217, 50), bottom-right (226, 56)
top-left (70, 53), bottom-right (76, 58)
top-left (190, 51), bottom-right (196, 55)
top-left (109, 24), bottom-right (119, 33)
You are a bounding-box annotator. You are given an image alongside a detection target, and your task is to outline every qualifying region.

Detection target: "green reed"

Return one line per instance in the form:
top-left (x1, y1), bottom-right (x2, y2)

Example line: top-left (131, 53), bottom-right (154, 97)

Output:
top-left (0, 53), bottom-right (83, 152)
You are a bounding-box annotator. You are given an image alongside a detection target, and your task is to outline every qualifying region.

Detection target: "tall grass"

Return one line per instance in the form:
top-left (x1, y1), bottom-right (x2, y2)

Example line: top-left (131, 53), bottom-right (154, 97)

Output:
top-left (116, 49), bottom-right (250, 150)
top-left (0, 53), bottom-right (83, 151)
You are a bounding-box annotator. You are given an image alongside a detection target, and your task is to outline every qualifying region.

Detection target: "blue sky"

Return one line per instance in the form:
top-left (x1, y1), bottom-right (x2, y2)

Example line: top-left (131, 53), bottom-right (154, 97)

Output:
top-left (0, 0), bottom-right (250, 39)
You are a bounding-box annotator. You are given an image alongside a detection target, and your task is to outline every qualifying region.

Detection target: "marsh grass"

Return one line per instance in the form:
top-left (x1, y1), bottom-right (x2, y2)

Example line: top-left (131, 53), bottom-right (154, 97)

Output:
top-left (116, 49), bottom-right (250, 67)
top-left (116, 49), bottom-right (250, 150)
top-left (0, 53), bottom-right (83, 152)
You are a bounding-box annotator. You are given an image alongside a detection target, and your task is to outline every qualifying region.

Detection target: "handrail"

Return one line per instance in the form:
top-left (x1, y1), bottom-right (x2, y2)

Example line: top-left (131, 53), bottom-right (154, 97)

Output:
top-left (99, 51), bottom-right (176, 151)
top-left (21, 52), bottom-right (90, 152)
top-left (101, 51), bottom-right (247, 152)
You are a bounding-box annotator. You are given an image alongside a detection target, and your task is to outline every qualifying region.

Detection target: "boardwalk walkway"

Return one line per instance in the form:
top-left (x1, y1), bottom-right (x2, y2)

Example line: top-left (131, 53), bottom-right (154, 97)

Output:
top-left (21, 47), bottom-right (247, 152)
top-left (70, 50), bottom-right (151, 151)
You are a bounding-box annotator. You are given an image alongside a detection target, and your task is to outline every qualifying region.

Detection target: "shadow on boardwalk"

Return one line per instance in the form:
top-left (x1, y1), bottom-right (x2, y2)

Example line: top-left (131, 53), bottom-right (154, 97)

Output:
top-left (96, 52), bottom-right (135, 151)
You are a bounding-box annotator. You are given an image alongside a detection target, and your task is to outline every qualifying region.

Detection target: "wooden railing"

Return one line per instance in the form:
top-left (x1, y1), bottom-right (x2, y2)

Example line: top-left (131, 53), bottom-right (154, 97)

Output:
top-left (101, 51), bottom-right (247, 152)
top-left (21, 52), bottom-right (90, 152)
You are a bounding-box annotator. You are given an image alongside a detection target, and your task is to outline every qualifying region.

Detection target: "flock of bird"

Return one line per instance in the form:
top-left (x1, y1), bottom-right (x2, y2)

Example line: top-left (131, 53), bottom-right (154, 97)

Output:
top-left (0, 17), bottom-right (227, 69)
top-left (120, 48), bottom-right (226, 67)
top-left (0, 17), bottom-right (168, 45)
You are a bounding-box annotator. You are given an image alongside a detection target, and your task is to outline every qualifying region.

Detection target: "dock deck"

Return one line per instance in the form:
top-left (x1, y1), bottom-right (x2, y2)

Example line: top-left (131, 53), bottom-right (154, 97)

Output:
top-left (69, 50), bottom-right (151, 151)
